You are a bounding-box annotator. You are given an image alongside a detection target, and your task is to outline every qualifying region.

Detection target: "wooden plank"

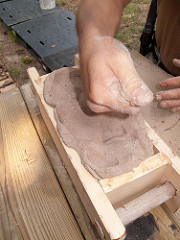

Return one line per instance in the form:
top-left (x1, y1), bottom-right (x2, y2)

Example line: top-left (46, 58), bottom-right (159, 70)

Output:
top-left (162, 204), bottom-right (180, 232)
top-left (0, 78), bottom-right (14, 88)
top-left (0, 128), bottom-right (24, 240)
top-left (0, 87), bottom-right (83, 240)
top-left (0, 83), bottom-right (16, 93)
top-left (28, 67), bottom-right (126, 240)
top-left (151, 206), bottom-right (180, 239)
top-left (20, 83), bottom-right (100, 240)
top-left (116, 182), bottom-right (175, 226)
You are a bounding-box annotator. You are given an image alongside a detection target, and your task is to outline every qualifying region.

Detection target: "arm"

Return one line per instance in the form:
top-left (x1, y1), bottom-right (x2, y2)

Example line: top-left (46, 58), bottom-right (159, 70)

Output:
top-left (77, 0), bottom-right (130, 40)
top-left (76, 0), bottom-right (153, 114)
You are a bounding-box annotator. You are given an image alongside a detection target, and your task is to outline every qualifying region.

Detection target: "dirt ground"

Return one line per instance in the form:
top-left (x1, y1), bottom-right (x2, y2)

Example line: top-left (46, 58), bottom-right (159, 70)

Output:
top-left (0, 0), bottom-right (150, 86)
top-left (0, 23), bottom-right (46, 86)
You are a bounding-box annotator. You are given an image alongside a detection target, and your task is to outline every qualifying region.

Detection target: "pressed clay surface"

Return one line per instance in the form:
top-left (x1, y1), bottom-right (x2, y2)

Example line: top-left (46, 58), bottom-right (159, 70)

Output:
top-left (43, 67), bottom-right (154, 179)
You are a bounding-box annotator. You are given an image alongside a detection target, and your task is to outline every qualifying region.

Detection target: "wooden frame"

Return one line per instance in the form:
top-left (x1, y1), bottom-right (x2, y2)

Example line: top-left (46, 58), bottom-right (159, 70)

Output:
top-left (28, 67), bottom-right (180, 240)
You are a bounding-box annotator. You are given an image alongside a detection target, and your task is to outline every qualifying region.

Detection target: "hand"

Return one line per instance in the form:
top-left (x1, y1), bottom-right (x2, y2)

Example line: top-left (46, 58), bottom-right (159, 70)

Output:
top-left (79, 36), bottom-right (153, 114)
top-left (156, 59), bottom-right (180, 112)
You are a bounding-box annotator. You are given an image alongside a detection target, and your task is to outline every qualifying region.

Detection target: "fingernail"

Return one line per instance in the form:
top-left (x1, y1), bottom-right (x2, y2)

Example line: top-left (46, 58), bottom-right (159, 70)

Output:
top-left (133, 85), bottom-right (154, 106)
top-left (156, 94), bottom-right (162, 100)
top-left (160, 82), bottom-right (167, 87)
top-left (160, 102), bottom-right (167, 107)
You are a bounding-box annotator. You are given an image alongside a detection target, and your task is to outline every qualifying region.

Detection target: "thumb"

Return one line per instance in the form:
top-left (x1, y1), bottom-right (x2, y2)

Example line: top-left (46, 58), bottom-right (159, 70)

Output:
top-left (114, 47), bottom-right (153, 106)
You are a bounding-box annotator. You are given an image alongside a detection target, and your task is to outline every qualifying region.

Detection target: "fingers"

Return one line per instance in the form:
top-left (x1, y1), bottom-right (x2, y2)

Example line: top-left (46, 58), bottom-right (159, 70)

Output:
top-left (160, 99), bottom-right (180, 109)
top-left (83, 38), bottom-right (153, 114)
top-left (171, 107), bottom-right (180, 113)
top-left (156, 89), bottom-right (180, 100)
top-left (87, 53), bottom-right (141, 114)
top-left (173, 58), bottom-right (180, 69)
top-left (88, 76), bottom-right (140, 114)
top-left (87, 100), bottom-right (112, 113)
top-left (156, 88), bottom-right (180, 111)
top-left (131, 84), bottom-right (154, 106)
top-left (102, 96), bottom-right (140, 114)
top-left (113, 43), bottom-right (154, 106)
top-left (160, 76), bottom-right (180, 88)
top-left (87, 99), bottom-right (140, 114)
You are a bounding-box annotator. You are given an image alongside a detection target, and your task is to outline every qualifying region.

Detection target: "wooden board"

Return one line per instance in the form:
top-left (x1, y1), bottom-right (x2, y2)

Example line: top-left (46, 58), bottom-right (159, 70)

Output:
top-left (0, 77), bottom-right (14, 88)
top-left (0, 87), bottom-right (83, 240)
top-left (0, 61), bottom-right (15, 90)
top-left (20, 83), bottom-right (100, 240)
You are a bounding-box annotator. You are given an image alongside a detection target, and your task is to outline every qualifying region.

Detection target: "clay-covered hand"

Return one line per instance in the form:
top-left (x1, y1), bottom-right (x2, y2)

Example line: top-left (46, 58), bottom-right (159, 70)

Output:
top-left (80, 36), bottom-right (153, 114)
top-left (156, 59), bottom-right (180, 112)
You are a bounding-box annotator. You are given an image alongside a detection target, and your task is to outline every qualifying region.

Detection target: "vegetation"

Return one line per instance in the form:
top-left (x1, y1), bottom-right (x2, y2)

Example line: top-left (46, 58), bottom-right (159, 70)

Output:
top-left (9, 31), bottom-right (19, 43)
top-left (16, 49), bottom-right (24, 55)
top-left (116, 0), bottom-right (151, 50)
top-left (61, 0), bottom-right (66, 5)
top-left (8, 66), bottom-right (20, 78)
top-left (21, 57), bottom-right (32, 64)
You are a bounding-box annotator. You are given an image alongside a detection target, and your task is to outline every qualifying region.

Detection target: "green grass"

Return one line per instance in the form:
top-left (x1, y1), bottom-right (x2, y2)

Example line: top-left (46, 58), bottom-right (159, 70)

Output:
top-left (21, 57), bottom-right (32, 64)
top-left (9, 31), bottom-right (19, 43)
top-left (115, 0), bottom-right (151, 50)
top-left (8, 67), bottom-right (20, 78)
top-left (16, 49), bottom-right (24, 55)
top-left (132, 0), bottom-right (151, 3)
top-left (61, 0), bottom-right (66, 5)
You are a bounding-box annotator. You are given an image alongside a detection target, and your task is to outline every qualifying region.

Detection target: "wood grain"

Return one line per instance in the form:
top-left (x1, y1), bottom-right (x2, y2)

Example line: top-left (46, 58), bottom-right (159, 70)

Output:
top-left (0, 77), bottom-right (14, 88)
top-left (0, 87), bottom-right (83, 240)
top-left (20, 83), bottom-right (99, 240)
top-left (151, 206), bottom-right (180, 239)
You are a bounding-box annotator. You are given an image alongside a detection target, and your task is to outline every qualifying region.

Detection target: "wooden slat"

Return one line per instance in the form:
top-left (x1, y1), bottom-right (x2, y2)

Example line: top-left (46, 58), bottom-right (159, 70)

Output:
top-left (0, 87), bottom-right (83, 240)
top-left (0, 78), bottom-right (14, 88)
top-left (20, 83), bottom-right (99, 240)
top-left (162, 204), bottom-right (180, 232)
top-left (151, 206), bottom-right (180, 239)
top-left (0, 83), bottom-right (16, 93)
top-left (100, 153), bottom-right (170, 193)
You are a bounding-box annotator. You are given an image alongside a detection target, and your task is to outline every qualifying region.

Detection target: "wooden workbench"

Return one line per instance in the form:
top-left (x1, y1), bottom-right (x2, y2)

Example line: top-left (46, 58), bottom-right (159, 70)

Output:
top-left (0, 69), bottom-right (180, 239)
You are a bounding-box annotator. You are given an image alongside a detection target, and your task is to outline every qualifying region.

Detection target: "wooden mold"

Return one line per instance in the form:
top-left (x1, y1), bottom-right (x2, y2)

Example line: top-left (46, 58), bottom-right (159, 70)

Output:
top-left (28, 66), bottom-right (180, 240)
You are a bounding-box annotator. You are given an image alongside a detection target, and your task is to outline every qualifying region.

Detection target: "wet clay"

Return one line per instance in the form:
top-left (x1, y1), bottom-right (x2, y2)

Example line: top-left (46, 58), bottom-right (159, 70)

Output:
top-left (43, 67), bottom-right (154, 179)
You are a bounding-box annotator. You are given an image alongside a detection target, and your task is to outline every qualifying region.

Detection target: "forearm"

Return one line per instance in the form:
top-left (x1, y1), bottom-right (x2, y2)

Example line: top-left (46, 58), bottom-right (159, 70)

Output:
top-left (76, 0), bottom-right (131, 40)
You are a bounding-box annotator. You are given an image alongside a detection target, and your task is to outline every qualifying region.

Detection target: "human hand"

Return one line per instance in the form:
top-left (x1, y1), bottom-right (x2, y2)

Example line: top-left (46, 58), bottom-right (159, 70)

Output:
top-left (156, 59), bottom-right (180, 112)
top-left (79, 36), bottom-right (153, 114)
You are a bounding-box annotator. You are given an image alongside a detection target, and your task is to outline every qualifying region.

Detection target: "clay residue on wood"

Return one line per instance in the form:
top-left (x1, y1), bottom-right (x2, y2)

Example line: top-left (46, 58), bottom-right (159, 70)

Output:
top-left (43, 67), bottom-right (153, 179)
top-left (131, 51), bottom-right (180, 158)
